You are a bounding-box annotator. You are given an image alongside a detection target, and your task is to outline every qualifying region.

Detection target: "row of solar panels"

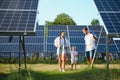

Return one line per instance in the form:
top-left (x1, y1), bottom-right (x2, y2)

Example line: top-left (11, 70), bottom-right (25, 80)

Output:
top-left (0, 25), bottom-right (119, 53)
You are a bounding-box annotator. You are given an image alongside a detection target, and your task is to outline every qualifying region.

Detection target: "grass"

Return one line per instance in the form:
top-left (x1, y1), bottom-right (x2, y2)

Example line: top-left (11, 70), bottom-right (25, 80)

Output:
top-left (0, 64), bottom-right (120, 80)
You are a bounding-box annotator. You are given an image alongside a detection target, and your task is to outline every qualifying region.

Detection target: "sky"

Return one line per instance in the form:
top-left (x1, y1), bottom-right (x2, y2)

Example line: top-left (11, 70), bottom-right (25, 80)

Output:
top-left (37, 0), bottom-right (103, 25)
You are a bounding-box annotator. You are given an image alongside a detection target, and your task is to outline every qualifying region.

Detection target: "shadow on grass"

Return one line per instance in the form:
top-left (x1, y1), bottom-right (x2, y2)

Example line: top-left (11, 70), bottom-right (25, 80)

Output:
top-left (1, 68), bottom-right (120, 80)
top-left (0, 73), bottom-right (9, 80)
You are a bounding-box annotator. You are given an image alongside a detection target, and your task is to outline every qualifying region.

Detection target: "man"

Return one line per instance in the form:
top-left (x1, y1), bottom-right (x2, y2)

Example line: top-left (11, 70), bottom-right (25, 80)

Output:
top-left (82, 27), bottom-right (96, 64)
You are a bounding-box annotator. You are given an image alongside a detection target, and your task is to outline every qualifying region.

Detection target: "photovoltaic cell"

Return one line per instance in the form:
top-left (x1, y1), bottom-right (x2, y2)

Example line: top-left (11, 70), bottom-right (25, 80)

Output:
top-left (94, 0), bottom-right (120, 11)
top-left (48, 25), bottom-right (67, 30)
top-left (100, 13), bottom-right (120, 33)
top-left (0, 25), bottom-right (44, 53)
top-left (0, 10), bottom-right (36, 31)
top-left (0, 0), bottom-right (39, 36)
top-left (0, 0), bottom-right (38, 10)
top-left (114, 40), bottom-right (120, 52)
top-left (94, 0), bottom-right (120, 37)
top-left (68, 25), bottom-right (85, 30)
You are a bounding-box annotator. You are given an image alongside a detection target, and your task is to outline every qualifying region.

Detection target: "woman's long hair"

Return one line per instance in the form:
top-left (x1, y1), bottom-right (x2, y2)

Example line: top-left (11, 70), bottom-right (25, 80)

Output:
top-left (60, 31), bottom-right (65, 39)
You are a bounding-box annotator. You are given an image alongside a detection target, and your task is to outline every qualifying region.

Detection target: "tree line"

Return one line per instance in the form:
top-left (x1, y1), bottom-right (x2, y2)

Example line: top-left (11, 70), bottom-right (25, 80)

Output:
top-left (45, 13), bottom-right (100, 26)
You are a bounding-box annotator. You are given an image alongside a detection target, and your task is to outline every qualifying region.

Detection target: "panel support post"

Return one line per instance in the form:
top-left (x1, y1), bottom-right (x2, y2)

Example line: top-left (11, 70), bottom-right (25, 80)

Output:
top-left (106, 35), bottom-right (111, 80)
top-left (19, 36), bottom-right (21, 71)
top-left (21, 36), bottom-right (27, 69)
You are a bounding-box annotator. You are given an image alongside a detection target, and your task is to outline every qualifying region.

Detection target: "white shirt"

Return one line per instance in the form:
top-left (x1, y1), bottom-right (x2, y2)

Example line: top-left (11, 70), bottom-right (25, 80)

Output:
top-left (71, 51), bottom-right (78, 61)
top-left (84, 33), bottom-right (96, 51)
top-left (54, 37), bottom-right (69, 48)
top-left (54, 37), bottom-right (69, 54)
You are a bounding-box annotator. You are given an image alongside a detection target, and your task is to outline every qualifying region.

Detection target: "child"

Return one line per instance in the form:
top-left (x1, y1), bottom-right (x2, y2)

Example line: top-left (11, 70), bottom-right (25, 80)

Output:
top-left (71, 46), bottom-right (78, 70)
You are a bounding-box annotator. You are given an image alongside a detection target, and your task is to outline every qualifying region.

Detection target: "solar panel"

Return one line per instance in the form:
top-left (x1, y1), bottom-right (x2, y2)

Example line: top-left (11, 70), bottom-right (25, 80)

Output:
top-left (0, 0), bottom-right (38, 10)
top-left (0, 25), bottom-right (44, 53)
top-left (25, 44), bottom-right (43, 53)
top-left (114, 40), bottom-right (120, 52)
top-left (94, 0), bottom-right (120, 37)
top-left (68, 25), bottom-right (85, 30)
top-left (97, 44), bottom-right (118, 53)
top-left (69, 31), bottom-right (84, 37)
top-left (100, 13), bottom-right (120, 33)
top-left (47, 44), bottom-right (56, 52)
top-left (88, 26), bottom-right (102, 31)
top-left (94, 0), bottom-right (120, 11)
top-left (0, 43), bottom-right (19, 52)
top-left (67, 26), bottom-right (85, 52)
top-left (0, 0), bottom-right (39, 36)
top-left (48, 25), bottom-right (67, 30)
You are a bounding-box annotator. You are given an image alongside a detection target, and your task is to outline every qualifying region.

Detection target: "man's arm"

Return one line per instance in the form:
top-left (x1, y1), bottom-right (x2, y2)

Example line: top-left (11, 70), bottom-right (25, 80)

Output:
top-left (93, 34), bottom-right (97, 40)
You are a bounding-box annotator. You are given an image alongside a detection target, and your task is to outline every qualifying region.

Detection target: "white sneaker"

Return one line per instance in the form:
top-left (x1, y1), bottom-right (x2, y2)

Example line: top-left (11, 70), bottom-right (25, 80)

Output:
top-left (62, 69), bottom-right (65, 72)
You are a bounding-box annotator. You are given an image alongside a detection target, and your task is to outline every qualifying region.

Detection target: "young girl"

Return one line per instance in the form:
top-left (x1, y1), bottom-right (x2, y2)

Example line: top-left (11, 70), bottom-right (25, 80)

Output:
top-left (71, 46), bottom-right (78, 70)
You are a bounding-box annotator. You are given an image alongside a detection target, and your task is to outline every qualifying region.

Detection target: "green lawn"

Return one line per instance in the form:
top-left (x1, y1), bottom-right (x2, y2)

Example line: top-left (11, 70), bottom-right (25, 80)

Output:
top-left (0, 64), bottom-right (120, 80)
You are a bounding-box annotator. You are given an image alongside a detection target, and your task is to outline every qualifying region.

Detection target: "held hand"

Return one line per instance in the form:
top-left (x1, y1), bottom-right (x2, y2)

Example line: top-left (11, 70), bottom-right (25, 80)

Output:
top-left (67, 49), bottom-right (70, 54)
top-left (77, 54), bottom-right (79, 57)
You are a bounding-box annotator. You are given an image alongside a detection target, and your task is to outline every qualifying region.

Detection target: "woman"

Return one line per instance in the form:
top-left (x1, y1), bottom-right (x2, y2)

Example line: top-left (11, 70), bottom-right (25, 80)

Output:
top-left (54, 31), bottom-right (69, 72)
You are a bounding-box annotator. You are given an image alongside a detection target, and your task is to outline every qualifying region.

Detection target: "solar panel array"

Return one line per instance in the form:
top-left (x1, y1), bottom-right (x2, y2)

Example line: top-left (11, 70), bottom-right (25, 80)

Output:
top-left (0, 25), bottom-right (44, 53)
top-left (25, 25), bottom-right (44, 52)
top-left (0, 0), bottom-right (39, 36)
top-left (0, 25), bottom-right (119, 58)
top-left (47, 25), bottom-right (118, 53)
top-left (94, 0), bottom-right (120, 37)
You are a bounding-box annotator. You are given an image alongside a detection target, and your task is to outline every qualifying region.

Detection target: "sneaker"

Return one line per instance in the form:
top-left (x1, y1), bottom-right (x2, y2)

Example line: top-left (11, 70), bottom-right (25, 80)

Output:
top-left (62, 69), bottom-right (65, 72)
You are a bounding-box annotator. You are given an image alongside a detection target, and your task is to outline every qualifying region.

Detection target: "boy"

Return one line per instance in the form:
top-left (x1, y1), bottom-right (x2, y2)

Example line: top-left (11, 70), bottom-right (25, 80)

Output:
top-left (71, 46), bottom-right (78, 70)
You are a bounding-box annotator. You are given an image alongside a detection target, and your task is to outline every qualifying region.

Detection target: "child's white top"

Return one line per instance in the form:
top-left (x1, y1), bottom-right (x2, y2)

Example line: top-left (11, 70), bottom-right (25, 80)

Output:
top-left (71, 51), bottom-right (78, 61)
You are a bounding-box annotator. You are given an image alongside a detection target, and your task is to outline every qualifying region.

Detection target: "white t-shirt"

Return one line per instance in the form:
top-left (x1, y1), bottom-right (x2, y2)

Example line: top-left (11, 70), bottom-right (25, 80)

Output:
top-left (54, 37), bottom-right (69, 54)
top-left (71, 51), bottom-right (78, 61)
top-left (54, 37), bottom-right (69, 47)
top-left (84, 33), bottom-right (96, 51)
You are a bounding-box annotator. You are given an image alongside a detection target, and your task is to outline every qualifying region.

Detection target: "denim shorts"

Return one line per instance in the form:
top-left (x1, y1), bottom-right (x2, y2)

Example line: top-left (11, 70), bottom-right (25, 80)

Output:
top-left (86, 49), bottom-right (95, 58)
top-left (57, 46), bottom-right (67, 54)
